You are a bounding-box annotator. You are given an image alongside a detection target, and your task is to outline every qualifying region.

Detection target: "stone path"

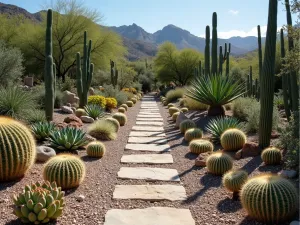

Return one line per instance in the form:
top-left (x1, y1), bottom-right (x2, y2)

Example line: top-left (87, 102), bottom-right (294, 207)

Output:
top-left (104, 95), bottom-right (195, 225)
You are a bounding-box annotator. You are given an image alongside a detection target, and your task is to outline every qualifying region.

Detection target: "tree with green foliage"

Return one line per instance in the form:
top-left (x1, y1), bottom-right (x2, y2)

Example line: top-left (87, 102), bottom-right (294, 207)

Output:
top-left (154, 42), bottom-right (202, 85)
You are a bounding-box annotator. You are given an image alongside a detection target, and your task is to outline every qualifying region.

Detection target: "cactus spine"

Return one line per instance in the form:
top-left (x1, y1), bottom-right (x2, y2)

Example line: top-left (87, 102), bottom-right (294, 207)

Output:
top-left (222, 170), bottom-right (248, 193)
top-left (206, 152), bottom-right (233, 175)
top-left (106, 117), bottom-right (120, 132)
top-left (189, 139), bottom-right (213, 154)
top-left (0, 117), bottom-right (36, 181)
top-left (204, 26), bottom-right (210, 75)
top-left (240, 174), bottom-right (298, 223)
top-left (261, 147), bottom-right (282, 165)
top-left (211, 12), bottom-right (218, 75)
top-left (44, 9), bottom-right (55, 121)
top-left (259, 0), bottom-right (278, 148)
top-left (77, 31), bottom-right (93, 108)
top-left (110, 60), bottom-right (118, 88)
top-left (179, 119), bottom-right (196, 134)
top-left (86, 141), bottom-right (106, 158)
top-left (184, 128), bottom-right (203, 142)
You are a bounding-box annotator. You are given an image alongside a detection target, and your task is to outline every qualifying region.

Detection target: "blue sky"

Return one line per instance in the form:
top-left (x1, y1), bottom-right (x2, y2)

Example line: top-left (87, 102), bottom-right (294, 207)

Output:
top-left (2, 0), bottom-right (296, 38)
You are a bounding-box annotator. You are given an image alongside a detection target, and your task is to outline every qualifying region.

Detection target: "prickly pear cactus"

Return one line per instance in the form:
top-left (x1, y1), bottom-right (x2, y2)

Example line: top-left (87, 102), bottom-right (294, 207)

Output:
top-left (12, 181), bottom-right (65, 224)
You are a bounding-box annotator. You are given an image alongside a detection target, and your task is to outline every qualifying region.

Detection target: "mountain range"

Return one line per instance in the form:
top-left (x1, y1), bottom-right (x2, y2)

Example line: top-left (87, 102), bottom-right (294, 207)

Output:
top-left (0, 2), bottom-right (265, 60)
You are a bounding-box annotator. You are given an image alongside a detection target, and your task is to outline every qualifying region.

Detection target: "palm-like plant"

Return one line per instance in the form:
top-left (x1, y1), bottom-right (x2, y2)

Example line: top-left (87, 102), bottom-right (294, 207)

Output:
top-left (84, 104), bottom-right (105, 120)
top-left (186, 75), bottom-right (245, 116)
top-left (31, 122), bottom-right (57, 141)
top-left (49, 127), bottom-right (88, 151)
top-left (206, 116), bottom-right (243, 143)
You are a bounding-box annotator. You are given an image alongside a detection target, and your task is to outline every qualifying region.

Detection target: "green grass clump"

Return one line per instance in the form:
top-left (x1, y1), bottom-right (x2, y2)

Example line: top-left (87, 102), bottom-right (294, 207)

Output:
top-left (88, 119), bottom-right (117, 140)
top-left (165, 88), bottom-right (185, 103)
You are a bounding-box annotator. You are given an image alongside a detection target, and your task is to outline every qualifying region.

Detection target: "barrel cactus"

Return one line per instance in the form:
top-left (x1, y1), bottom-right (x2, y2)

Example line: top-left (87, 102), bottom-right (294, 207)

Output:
top-left (126, 101), bottom-right (134, 107)
top-left (240, 174), bottom-right (298, 224)
top-left (181, 107), bottom-right (189, 113)
top-left (43, 154), bottom-right (86, 190)
top-left (167, 103), bottom-right (175, 108)
top-left (0, 117), bottom-right (36, 182)
top-left (86, 141), bottom-right (106, 158)
top-left (172, 112), bottom-right (180, 121)
top-left (261, 147), bottom-right (282, 165)
top-left (184, 128), bottom-right (203, 142)
top-left (118, 107), bottom-right (126, 113)
top-left (169, 107), bottom-right (180, 116)
top-left (163, 101), bottom-right (168, 106)
top-left (112, 113), bottom-right (127, 126)
top-left (222, 170), bottom-right (248, 193)
top-left (75, 108), bottom-right (87, 118)
top-left (220, 128), bottom-right (247, 151)
top-left (120, 104), bottom-right (128, 111)
top-left (131, 98), bottom-right (137, 104)
top-left (180, 119), bottom-right (196, 134)
top-left (189, 139), bottom-right (213, 154)
top-left (206, 152), bottom-right (233, 175)
top-left (12, 181), bottom-right (65, 224)
top-left (105, 117), bottom-right (120, 132)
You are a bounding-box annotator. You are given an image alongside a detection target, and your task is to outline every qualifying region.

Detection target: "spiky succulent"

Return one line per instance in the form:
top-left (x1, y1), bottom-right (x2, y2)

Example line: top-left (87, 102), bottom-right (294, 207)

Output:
top-left (189, 139), bottom-right (213, 154)
top-left (48, 127), bottom-right (88, 151)
top-left (206, 117), bottom-right (242, 143)
top-left (84, 104), bottom-right (105, 120)
top-left (86, 141), bottom-right (106, 158)
top-left (88, 119), bottom-right (117, 140)
top-left (261, 147), bottom-right (282, 165)
top-left (240, 174), bottom-right (298, 224)
top-left (169, 107), bottom-right (180, 116)
top-left (206, 151), bottom-right (233, 175)
top-left (12, 181), bottom-right (65, 224)
top-left (180, 119), bottom-right (196, 134)
top-left (112, 113), bottom-right (127, 126)
top-left (220, 128), bottom-right (247, 151)
top-left (31, 122), bottom-right (57, 141)
top-left (222, 170), bottom-right (248, 193)
top-left (184, 128), bottom-right (203, 142)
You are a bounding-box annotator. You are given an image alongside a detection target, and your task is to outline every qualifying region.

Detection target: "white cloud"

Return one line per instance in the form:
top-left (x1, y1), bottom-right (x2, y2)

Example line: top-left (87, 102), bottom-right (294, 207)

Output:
top-left (199, 25), bottom-right (282, 39)
top-left (228, 10), bottom-right (239, 15)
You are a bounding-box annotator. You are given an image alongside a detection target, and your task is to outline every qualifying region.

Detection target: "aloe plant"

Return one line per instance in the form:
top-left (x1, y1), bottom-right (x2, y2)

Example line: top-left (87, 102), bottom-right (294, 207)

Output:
top-left (84, 104), bottom-right (105, 120)
top-left (31, 122), bottom-right (57, 141)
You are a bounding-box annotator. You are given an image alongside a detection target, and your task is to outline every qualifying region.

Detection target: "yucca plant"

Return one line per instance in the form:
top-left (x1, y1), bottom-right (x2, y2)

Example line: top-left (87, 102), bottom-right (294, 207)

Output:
top-left (49, 127), bottom-right (88, 151)
top-left (206, 117), bottom-right (243, 143)
top-left (84, 104), bottom-right (105, 120)
top-left (31, 122), bottom-right (57, 142)
top-left (186, 75), bottom-right (245, 116)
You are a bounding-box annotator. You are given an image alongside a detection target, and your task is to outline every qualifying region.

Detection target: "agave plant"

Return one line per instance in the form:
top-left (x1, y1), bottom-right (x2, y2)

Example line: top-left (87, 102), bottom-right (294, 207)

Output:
top-left (206, 116), bottom-right (243, 143)
top-left (84, 104), bottom-right (105, 120)
top-left (31, 122), bottom-right (57, 141)
top-left (49, 127), bottom-right (88, 151)
top-left (186, 75), bottom-right (245, 116)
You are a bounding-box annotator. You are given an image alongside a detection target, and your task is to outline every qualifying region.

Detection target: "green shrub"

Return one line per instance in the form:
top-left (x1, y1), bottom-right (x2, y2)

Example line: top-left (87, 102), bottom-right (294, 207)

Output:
top-left (24, 109), bottom-right (47, 124)
top-left (88, 95), bottom-right (106, 108)
top-left (165, 88), bottom-right (185, 103)
top-left (84, 104), bottom-right (105, 120)
top-left (31, 122), bottom-right (57, 142)
top-left (33, 85), bottom-right (64, 109)
top-left (183, 95), bottom-right (208, 110)
top-left (88, 119), bottom-right (117, 140)
top-left (57, 76), bottom-right (75, 92)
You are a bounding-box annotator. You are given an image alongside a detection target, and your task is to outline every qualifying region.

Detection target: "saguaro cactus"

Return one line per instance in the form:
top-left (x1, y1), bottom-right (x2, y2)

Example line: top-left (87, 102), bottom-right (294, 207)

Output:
top-left (249, 66), bottom-right (253, 96)
top-left (110, 60), bottom-right (118, 88)
top-left (225, 43), bottom-right (231, 76)
top-left (76, 31), bottom-right (93, 108)
top-left (205, 26), bottom-right (210, 75)
top-left (259, 0), bottom-right (278, 148)
top-left (257, 25), bottom-right (263, 89)
top-left (219, 46), bottom-right (223, 75)
top-left (44, 9), bottom-right (55, 121)
top-left (198, 61), bottom-right (202, 76)
top-left (211, 12), bottom-right (218, 75)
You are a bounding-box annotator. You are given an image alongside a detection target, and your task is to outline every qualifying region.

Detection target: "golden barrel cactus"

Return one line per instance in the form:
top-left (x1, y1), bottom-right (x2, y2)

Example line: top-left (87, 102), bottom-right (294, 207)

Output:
top-left (189, 139), bottom-right (213, 154)
top-left (184, 128), bottom-right (203, 142)
top-left (179, 119), bottom-right (196, 134)
top-left (206, 152), bottom-right (233, 175)
top-left (220, 128), bottom-right (247, 151)
top-left (86, 141), bottom-right (106, 158)
top-left (112, 113), bottom-right (127, 126)
top-left (261, 147), bottom-right (282, 165)
top-left (222, 170), bottom-right (248, 193)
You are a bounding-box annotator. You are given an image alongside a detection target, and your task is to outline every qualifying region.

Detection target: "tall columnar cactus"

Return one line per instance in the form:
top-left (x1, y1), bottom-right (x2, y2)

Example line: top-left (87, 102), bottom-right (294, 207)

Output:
top-left (259, 0), bottom-right (278, 148)
top-left (218, 46), bottom-right (223, 75)
top-left (0, 117), bottom-right (36, 181)
top-left (225, 43), bottom-right (231, 76)
top-left (257, 25), bottom-right (262, 93)
top-left (240, 174), bottom-right (298, 224)
top-left (204, 26), bottom-right (210, 75)
top-left (249, 66), bottom-right (253, 96)
top-left (254, 78), bottom-right (259, 99)
top-left (280, 28), bottom-right (291, 120)
top-left (43, 154), bottom-right (86, 190)
top-left (110, 60), bottom-right (118, 88)
top-left (76, 31), bottom-right (94, 108)
top-left (44, 9), bottom-right (55, 121)
top-left (211, 12), bottom-right (218, 75)
top-left (12, 181), bottom-right (65, 224)
top-left (198, 61), bottom-right (202, 76)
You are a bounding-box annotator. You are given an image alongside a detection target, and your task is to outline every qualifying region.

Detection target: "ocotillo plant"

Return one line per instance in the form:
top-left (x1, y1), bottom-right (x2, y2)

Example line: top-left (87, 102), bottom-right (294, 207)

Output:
top-left (44, 9), bottom-right (55, 121)
top-left (110, 60), bottom-right (118, 88)
top-left (280, 28), bottom-right (291, 120)
top-left (211, 12), bottom-right (218, 75)
top-left (259, 0), bottom-right (278, 148)
top-left (205, 26), bottom-right (210, 75)
top-left (76, 31), bottom-right (93, 108)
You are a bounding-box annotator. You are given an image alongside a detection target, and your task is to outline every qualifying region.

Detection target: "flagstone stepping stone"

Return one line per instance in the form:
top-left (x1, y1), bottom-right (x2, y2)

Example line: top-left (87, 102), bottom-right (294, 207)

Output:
top-left (125, 143), bottom-right (170, 152)
top-left (128, 136), bottom-right (167, 144)
top-left (104, 207), bottom-right (195, 225)
top-left (129, 131), bottom-right (166, 137)
top-left (137, 117), bottom-right (163, 121)
top-left (139, 110), bottom-right (160, 112)
top-left (138, 112), bottom-right (161, 115)
top-left (136, 121), bottom-right (163, 126)
top-left (113, 185), bottom-right (186, 201)
top-left (137, 115), bottom-right (162, 118)
top-left (121, 154), bottom-right (173, 164)
top-left (118, 167), bottom-right (180, 181)
top-left (132, 126), bottom-right (164, 131)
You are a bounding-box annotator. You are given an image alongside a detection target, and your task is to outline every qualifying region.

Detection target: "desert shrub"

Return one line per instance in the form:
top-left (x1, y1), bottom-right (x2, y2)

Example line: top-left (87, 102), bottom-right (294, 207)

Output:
top-left (94, 84), bottom-right (128, 105)
top-left (115, 91), bottom-right (128, 105)
top-left (183, 95), bottom-right (208, 110)
top-left (0, 86), bottom-right (38, 120)
top-left (33, 84), bottom-right (64, 109)
top-left (0, 41), bottom-right (24, 87)
top-left (106, 97), bottom-right (117, 110)
top-left (273, 90), bottom-right (284, 109)
top-left (88, 119), bottom-right (117, 140)
top-left (159, 86), bottom-right (174, 97)
top-left (165, 88), bottom-right (185, 103)
top-left (57, 76), bottom-right (75, 92)
top-left (24, 109), bottom-right (47, 124)
top-left (88, 95), bottom-right (106, 108)
top-left (91, 70), bottom-right (110, 86)
top-left (233, 97), bottom-right (279, 133)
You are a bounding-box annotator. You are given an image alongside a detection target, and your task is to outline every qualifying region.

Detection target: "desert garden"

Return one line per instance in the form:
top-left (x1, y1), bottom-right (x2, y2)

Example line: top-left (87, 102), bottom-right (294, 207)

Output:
top-left (0, 0), bottom-right (299, 224)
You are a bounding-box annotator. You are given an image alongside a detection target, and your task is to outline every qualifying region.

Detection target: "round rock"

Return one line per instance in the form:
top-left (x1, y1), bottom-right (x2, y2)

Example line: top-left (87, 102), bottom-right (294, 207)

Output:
top-left (36, 146), bottom-right (56, 162)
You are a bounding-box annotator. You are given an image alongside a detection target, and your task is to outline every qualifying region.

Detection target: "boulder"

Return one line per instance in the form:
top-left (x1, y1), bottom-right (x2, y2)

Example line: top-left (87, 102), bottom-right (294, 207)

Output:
top-left (290, 221), bottom-right (300, 225)
top-left (80, 116), bottom-right (94, 123)
top-left (36, 146), bottom-right (56, 162)
top-left (62, 90), bottom-right (79, 105)
top-left (279, 170), bottom-right (298, 179)
top-left (89, 87), bottom-right (95, 95)
top-left (61, 105), bottom-right (74, 114)
top-left (63, 115), bottom-right (83, 128)
top-left (195, 152), bottom-right (211, 167)
top-left (241, 142), bottom-right (261, 157)
top-left (235, 149), bottom-right (242, 160)
top-left (176, 112), bottom-right (188, 128)
top-left (270, 131), bottom-right (280, 139)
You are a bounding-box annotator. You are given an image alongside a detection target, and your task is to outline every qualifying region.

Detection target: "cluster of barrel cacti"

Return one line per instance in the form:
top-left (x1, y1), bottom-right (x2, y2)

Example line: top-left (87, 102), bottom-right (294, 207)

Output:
top-left (246, 66), bottom-right (259, 99)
